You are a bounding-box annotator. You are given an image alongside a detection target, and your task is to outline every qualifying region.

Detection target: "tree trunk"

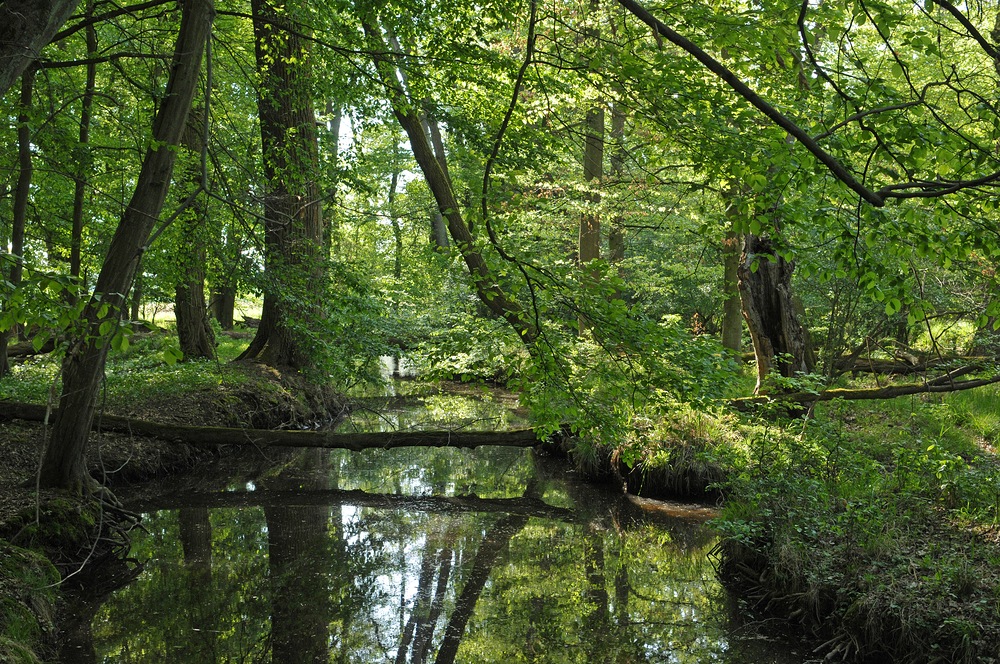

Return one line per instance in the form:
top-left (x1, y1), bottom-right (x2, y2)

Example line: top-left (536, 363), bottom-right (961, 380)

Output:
top-left (209, 284), bottom-right (236, 329)
top-left (239, 0), bottom-right (324, 371)
top-left (578, 2), bottom-right (604, 333)
top-left (0, 0), bottom-right (81, 96)
top-left (0, 68), bottom-right (35, 380)
top-left (38, 0), bottom-right (215, 493)
top-left (430, 207), bottom-right (450, 249)
top-left (721, 225), bottom-right (743, 353)
top-left (362, 21), bottom-right (537, 344)
top-left (130, 270), bottom-right (143, 322)
top-left (174, 110), bottom-right (216, 361)
top-left (737, 234), bottom-right (814, 394)
top-left (608, 101), bottom-right (626, 267)
top-left (70, 5), bottom-right (98, 290)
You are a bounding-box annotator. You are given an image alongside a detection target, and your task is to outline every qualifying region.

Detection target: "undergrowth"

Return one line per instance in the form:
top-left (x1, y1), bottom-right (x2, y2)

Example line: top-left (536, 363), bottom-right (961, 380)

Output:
top-left (712, 388), bottom-right (1000, 662)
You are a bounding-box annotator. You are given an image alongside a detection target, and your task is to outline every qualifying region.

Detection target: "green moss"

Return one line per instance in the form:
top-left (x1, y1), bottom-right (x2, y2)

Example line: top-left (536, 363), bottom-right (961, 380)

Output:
top-left (0, 541), bottom-right (59, 663)
top-left (1, 498), bottom-right (103, 560)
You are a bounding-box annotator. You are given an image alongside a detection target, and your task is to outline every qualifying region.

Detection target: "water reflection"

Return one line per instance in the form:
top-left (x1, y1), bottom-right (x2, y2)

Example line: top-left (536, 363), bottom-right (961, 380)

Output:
top-left (60, 445), bottom-right (806, 663)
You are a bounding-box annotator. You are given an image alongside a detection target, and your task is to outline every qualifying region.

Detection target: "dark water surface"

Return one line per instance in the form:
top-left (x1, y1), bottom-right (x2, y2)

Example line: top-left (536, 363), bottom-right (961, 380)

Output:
top-left (59, 389), bottom-right (809, 663)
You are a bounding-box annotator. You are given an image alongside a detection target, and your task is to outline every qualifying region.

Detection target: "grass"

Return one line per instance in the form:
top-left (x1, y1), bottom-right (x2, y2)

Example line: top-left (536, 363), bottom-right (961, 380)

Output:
top-left (1, 324), bottom-right (253, 411)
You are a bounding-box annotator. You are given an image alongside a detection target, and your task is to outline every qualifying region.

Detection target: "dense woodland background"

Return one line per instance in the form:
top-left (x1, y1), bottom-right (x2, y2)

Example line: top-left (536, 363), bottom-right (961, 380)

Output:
top-left (5, 1), bottom-right (1000, 660)
top-left (4, 0), bottom-right (1000, 488)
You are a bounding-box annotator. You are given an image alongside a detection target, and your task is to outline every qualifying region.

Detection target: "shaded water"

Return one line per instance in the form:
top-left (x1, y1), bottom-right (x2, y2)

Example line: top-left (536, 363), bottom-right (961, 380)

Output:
top-left (59, 388), bottom-right (808, 663)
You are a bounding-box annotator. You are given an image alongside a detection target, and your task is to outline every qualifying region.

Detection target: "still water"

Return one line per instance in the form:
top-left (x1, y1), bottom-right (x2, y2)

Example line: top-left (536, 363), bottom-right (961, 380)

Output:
top-left (59, 387), bottom-right (808, 663)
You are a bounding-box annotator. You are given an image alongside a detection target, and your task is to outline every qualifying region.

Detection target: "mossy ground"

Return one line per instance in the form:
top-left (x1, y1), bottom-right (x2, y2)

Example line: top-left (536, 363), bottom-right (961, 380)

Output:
top-left (0, 542), bottom-right (59, 663)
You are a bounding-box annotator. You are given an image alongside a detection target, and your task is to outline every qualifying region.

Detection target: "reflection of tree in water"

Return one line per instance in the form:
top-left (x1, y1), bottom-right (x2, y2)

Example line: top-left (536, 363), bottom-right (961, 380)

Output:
top-left (263, 449), bottom-right (333, 663)
top-left (76, 446), bottom-right (796, 663)
top-left (394, 521), bottom-right (456, 664)
top-left (177, 508), bottom-right (215, 663)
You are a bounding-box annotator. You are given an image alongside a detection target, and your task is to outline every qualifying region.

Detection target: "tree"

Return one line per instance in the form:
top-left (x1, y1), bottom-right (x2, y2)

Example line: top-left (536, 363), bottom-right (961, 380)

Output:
top-left (0, 68), bottom-right (36, 378)
top-left (237, 0), bottom-right (325, 371)
top-left (174, 110), bottom-right (216, 361)
top-left (362, 16), bottom-right (538, 345)
top-left (38, 0), bottom-right (215, 493)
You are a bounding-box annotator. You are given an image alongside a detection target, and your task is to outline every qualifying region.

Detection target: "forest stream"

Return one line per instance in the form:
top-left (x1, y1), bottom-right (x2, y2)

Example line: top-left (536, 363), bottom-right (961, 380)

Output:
top-left (55, 382), bottom-right (807, 663)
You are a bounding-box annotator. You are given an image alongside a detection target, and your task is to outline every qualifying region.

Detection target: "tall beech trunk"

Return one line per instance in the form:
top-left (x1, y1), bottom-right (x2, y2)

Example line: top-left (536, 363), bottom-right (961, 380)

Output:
top-left (0, 68), bottom-right (35, 379)
top-left (174, 111), bottom-right (216, 360)
top-left (38, 0), bottom-right (214, 493)
top-left (70, 7), bottom-right (98, 288)
top-left (363, 21), bottom-right (537, 344)
top-left (238, 0), bottom-right (324, 370)
top-left (737, 234), bottom-right (814, 394)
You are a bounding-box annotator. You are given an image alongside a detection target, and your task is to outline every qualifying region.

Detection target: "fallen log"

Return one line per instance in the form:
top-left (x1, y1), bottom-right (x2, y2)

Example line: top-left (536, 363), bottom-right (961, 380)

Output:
top-left (0, 401), bottom-right (542, 451)
top-left (5, 337), bottom-right (57, 357)
top-left (729, 372), bottom-right (1000, 412)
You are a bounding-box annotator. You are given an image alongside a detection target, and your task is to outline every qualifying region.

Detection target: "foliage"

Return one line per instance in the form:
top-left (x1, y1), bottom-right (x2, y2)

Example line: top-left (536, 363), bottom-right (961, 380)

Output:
top-left (714, 390), bottom-right (1000, 661)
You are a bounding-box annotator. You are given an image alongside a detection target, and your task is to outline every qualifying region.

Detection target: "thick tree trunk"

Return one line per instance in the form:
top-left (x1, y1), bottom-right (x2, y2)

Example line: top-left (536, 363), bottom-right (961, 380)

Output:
top-left (737, 235), bottom-right (814, 394)
top-left (0, 68), bottom-right (35, 379)
top-left (209, 284), bottom-right (236, 329)
top-left (0, 0), bottom-right (81, 96)
top-left (239, 0), bottom-right (324, 370)
top-left (176, 276), bottom-right (215, 360)
top-left (38, 0), bottom-right (215, 493)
